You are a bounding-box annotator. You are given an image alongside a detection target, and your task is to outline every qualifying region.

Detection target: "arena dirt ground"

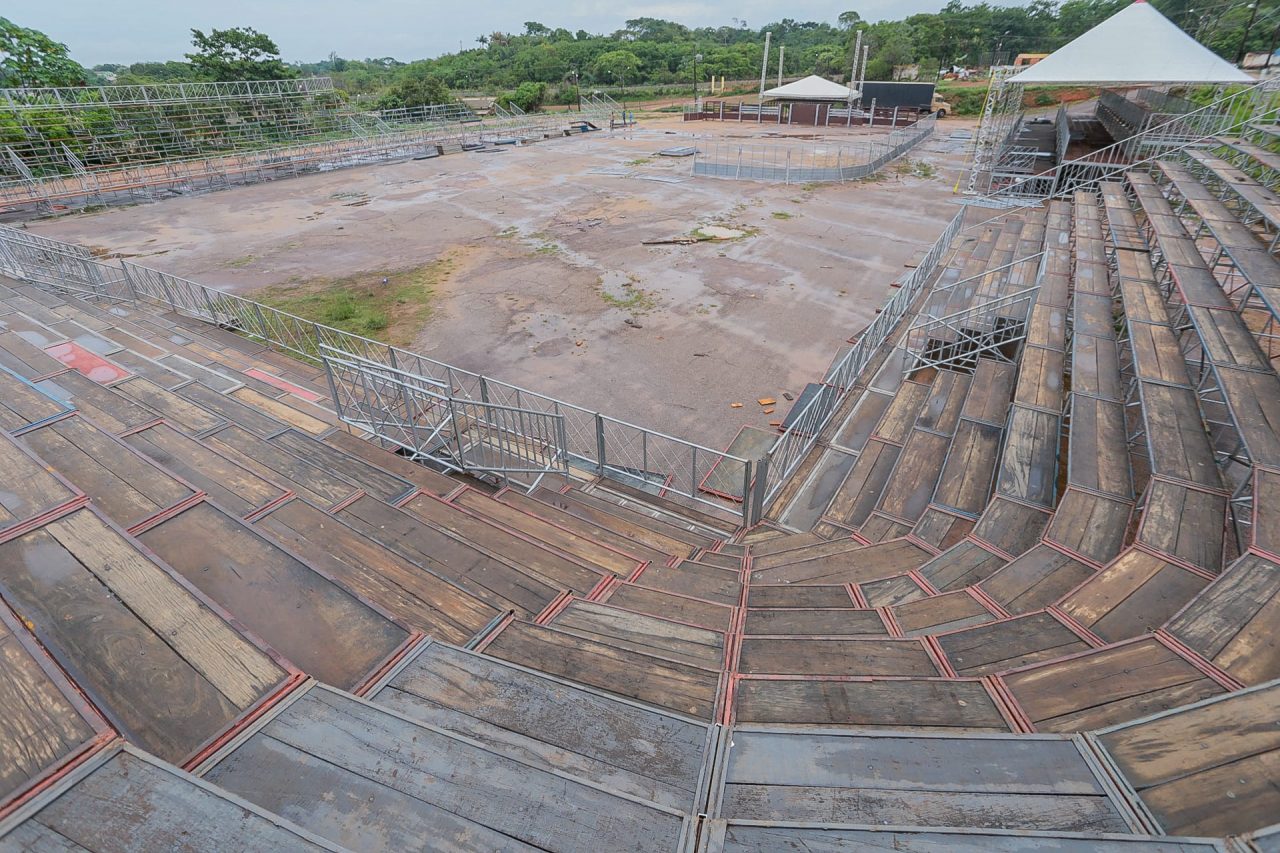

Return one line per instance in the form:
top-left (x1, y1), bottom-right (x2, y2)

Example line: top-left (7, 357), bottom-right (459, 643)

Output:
top-left (29, 115), bottom-right (978, 451)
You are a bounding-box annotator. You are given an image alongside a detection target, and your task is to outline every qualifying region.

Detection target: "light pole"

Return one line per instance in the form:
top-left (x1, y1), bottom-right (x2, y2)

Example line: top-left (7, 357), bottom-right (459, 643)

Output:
top-left (694, 53), bottom-right (703, 112)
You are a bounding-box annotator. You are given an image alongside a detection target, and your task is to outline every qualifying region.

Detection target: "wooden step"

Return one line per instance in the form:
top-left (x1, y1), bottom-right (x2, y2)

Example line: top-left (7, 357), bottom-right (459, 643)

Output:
top-left (364, 640), bottom-right (713, 812)
top-left (253, 498), bottom-right (502, 645)
top-left (632, 560), bottom-right (741, 606)
top-left (587, 478), bottom-right (739, 538)
top-left (268, 428), bottom-right (416, 504)
top-left (496, 488), bottom-right (674, 565)
top-left (528, 486), bottom-right (702, 557)
top-left (201, 682), bottom-right (688, 852)
top-left (547, 599), bottom-right (726, 671)
top-left (453, 487), bottom-right (644, 576)
top-left (137, 500), bottom-right (411, 691)
top-left (732, 677), bottom-right (1012, 730)
top-left (601, 583), bottom-right (737, 632)
top-left (482, 620), bottom-right (721, 720)
top-left (321, 428), bottom-right (461, 497)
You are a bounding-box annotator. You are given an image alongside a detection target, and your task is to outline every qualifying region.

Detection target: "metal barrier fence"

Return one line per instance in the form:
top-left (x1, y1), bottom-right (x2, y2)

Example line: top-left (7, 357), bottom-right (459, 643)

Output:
top-left (0, 222), bottom-right (755, 523)
top-left (691, 113), bottom-right (936, 183)
top-left (760, 206), bottom-right (965, 505)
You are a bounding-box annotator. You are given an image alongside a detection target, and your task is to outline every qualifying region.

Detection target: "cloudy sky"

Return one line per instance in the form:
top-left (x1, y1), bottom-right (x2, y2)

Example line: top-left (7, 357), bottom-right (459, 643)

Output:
top-left (14, 1), bottom-right (1003, 67)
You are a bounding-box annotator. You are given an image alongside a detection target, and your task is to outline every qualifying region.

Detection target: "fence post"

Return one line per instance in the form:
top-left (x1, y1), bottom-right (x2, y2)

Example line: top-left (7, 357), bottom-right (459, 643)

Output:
top-left (869, 99), bottom-right (876, 127)
top-left (594, 413), bottom-right (607, 475)
top-left (118, 259), bottom-right (139, 303)
top-left (750, 455), bottom-right (770, 526)
top-left (741, 459), bottom-right (755, 526)
top-left (785, 149), bottom-right (791, 185)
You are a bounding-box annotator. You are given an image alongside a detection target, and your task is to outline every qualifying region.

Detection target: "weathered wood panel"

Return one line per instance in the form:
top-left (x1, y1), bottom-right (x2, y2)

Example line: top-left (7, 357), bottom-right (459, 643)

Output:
top-left (737, 637), bottom-right (940, 677)
top-left (139, 502), bottom-right (409, 690)
top-left (937, 612), bottom-right (1092, 676)
top-left (733, 678), bottom-right (1010, 730)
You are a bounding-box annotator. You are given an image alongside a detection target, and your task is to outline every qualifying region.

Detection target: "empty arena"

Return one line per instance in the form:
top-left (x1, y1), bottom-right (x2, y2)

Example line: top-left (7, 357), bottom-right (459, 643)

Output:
top-left (1, 3), bottom-right (1279, 851)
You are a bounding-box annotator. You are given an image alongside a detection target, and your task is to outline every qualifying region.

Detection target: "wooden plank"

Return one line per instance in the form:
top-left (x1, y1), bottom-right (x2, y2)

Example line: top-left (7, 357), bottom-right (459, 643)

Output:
top-left (498, 488), bottom-right (672, 565)
top-left (918, 541), bottom-right (1007, 593)
top-left (749, 539), bottom-right (930, 586)
top-left (368, 641), bottom-right (710, 812)
top-left (892, 591), bottom-right (995, 636)
top-left (0, 611), bottom-right (98, 802)
top-left (549, 599), bottom-right (725, 670)
top-left (0, 511), bottom-right (262, 761)
top-left (125, 423), bottom-right (286, 516)
top-left (937, 612), bottom-right (1092, 676)
top-left (745, 585), bottom-right (853, 608)
top-left (208, 426), bottom-right (359, 509)
top-left (871, 381), bottom-right (931, 444)
top-left (718, 729), bottom-right (1128, 831)
top-left (0, 332), bottom-right (64, 379)
top-left (138, 502), bottom-right (409, 690)
top-left (860, 574), bottom-right (929, 607)
top-left (995, 406), bottom-right (1060, 507)
top-left (337, 495), bottom-right (557, 616)
top-left (733, 677), bottom-right (1010, 730)
top-left (742, 608), bottom-right (886, 636)
top-left (1014, 346), bottom-right (1066, 412)
top-left (0, 366), bottom-right (68, 432)
top-left (876, 430), bottom-right (950, 522)
top-left (633, 560), bottom-right (741, 606)
top-left (912, 508), bottom-right (975, 551)
top-left (110, 376), bottom-right (226, 435)
top-left (971, 496), bottom-right (1052, 557)
top-left (710, 822), bottom-right (1221, 852)
top-left (1072, 335), bottom-right (1125, 403)
top-left (1128, 325), bottom-right (1191, 386)
top-left (0, 433), bottom-right (77, 532)
top-left (1044, 490), bottom-right (1133, 566)
top-left (528, 486), bottom-right (701, 557)
top-left (915, 370), bottom-right (972, 435)
top-left (601, 582), bottom-right (737, 632)
top-left (980, 544), bottom-right (1098, 615)
top-left (831, 390), bottom-right (893, 451)
top-left (268, 429), bottom-right (413, 503)
top-left (454, 488), bottom-right (641, 576)
top-left (484, 620), bottom-right (720, 719)
top-left (1134, 385), bottom-right (1216, 489)
top-left (321, 429), bottom-right (460, 498)
top-left (737, 637), bottom-right (940, 676)
top-left (400, 493), bottom-right (605, 595)
top-left (254, 499), bottom-right (500, 645)
top-left (1002, 637), bottom-right (1225, 733)
top-left (174, 381), bottom-right (288, 437)
top-left (205, 686), bottom-right (687, 853)
top-left (22, 417), bottom-right (192, 530)
top-left (961, 359), bottom-right (1016, 426)
top-left (10, 748), bottom-right (336, 851)
top-left (230, 387), bottom-right (331, 435)
top-left (1165, 553), bottom-right (1280, 685)
top-left (1137, 481), bottom-right (1226, 572)
top-left (1068, 397), bottom-right (1133, 497)
top-left (34, 372), bottom-right (156, 435)
top-left (933, 420), bottom-right (1002, 515)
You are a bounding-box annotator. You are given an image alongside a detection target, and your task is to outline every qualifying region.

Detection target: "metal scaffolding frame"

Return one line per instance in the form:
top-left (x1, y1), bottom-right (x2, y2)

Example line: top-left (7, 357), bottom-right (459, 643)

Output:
top-left (0, 78), bottom-right (618, 216)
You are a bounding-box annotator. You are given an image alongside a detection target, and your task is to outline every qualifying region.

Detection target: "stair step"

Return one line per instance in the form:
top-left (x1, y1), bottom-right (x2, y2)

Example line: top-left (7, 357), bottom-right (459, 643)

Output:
top-left (497, 487), bottom-right (675, 564)
top-left (528, 486), bottom-right (702, 557)
top-left (546, 599), bottom-right (726, 671)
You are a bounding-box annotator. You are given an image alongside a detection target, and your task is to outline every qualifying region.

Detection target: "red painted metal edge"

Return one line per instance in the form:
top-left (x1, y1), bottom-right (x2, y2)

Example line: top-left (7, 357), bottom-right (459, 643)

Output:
top-left (1154, 629), bottom-right (1245, 691)
top-left (922, 635), bottom-right (957, 678)
top-left (326, 488), bottom-right (366, 515)
top-left (534, 590), bottom-right (575, 625)
top-left (907, 569), bottom-right (940, 596)
top-left (968, 585), bottom-right (1012, 619)
top-left (1047, 605), bottom-right (1106, 647)
top-left (351, 631), bottom-right (429, 697)
top-left (241, 490), bottom-right (296, 523)
top-left (180, 671), bottom-right (308, 772)
top-left (846, 582), bottom-right (869, 608)
top-left (469, 611), bottom-right (515, 653)
top-left (0, 731), bottom-right (118, 823)
top-left (878, 606), bottom-right (904, 637)
top-left (0, 493), bottom-right (89, 546)
top-left (126, 491), bottom-right (208, 537)
top-left (393, 486), bottom-right (425, 508)
top-left (984, 675), bottom-right (1036, 733)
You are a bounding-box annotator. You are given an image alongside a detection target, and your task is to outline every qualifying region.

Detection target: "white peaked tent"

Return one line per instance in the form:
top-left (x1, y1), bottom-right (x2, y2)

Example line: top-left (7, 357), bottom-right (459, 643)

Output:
top-left (762, 75), bottom-right (854, 101)
top-left (1008, 0), bottom-right (1252, 85)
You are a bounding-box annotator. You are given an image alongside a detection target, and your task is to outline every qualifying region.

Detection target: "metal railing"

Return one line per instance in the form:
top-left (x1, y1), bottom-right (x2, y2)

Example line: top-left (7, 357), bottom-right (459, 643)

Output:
top-left (691, 113), bottom-right (935, 183)
top-left (759, 206), bottom-right (965, 505)
top-left (0, 222), bottom-right (755, 524)
top-left (986, 81), bottom-right (1280, 202)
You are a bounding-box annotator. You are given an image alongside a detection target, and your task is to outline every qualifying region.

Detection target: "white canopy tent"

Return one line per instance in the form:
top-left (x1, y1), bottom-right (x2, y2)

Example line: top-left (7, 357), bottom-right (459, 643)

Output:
top-left (762, 75), bottom-right (857, 102)
top-left (967, 0), bottom-right (1263, 196)
top-left (1007, 1), bottom-right (1252, 85)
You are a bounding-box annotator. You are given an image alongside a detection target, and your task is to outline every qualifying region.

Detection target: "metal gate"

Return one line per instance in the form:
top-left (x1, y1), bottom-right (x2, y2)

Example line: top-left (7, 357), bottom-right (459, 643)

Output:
top-left (322, 347), bottom-right (569, 479)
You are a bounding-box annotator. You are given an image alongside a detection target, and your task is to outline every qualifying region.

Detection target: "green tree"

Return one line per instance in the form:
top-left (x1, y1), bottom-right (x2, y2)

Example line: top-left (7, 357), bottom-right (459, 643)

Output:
top-left (592, 49), bottom-right (641, 84)
top-left (376, 64), bottom-right (453, 110)
top-left (500, 81), bottom-right (548, 111)
top-left (0, 17), bottom-right (88, 87)
top-left (186, 27), bottom-right (294, 81)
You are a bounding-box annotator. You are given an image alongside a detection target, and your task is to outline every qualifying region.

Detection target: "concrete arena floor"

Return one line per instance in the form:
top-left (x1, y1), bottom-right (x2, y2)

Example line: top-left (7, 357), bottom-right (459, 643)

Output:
top-left (30, 116), bottom-right (977, 451)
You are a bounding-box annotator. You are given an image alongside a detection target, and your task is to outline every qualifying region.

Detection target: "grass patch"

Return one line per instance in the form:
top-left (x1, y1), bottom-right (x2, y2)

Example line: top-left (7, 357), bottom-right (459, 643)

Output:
top-left (256, 258), bottom-right (450, 347)
top-left (625, 157), bottom-right (653, 166)
top-left (895, 159), bottom-right (937, 179)
top-left (535, 243), bottom-right (560, 255)
top-left (771, 211), bottom-right (793, 220)
top-left (224, 254), bottom-right (257, 268)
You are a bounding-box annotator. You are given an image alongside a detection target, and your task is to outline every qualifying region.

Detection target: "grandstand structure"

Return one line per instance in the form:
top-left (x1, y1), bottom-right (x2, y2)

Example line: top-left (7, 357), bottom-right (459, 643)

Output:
top-left (2, 32), bottom-right (1280, 853)
top-left (0, 77), bottom-right (616, 216)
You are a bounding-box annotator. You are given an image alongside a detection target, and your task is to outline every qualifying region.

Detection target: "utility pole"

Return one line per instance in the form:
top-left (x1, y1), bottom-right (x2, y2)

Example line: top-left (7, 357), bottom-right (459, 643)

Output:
top-left (778, 45), bottom-right (785, 86)
top-left (693, 53), bottom-right (702, 111)
top-left (1237, 1), bottom-right (1262, 65)
top-left (850, 30), bottom-right (863, 107)
top-left (760, 31), bottom-right (772, 100)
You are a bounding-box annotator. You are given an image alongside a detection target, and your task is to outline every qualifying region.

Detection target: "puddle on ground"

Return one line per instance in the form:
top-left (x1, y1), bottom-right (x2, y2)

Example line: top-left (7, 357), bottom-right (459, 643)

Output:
top-left (697, 225), bottom-right (746, 239)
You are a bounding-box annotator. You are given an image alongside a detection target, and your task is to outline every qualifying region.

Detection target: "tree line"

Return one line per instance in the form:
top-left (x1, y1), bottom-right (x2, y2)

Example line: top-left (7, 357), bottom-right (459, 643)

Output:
top-left (4, 1), bottom-right (1277, 109)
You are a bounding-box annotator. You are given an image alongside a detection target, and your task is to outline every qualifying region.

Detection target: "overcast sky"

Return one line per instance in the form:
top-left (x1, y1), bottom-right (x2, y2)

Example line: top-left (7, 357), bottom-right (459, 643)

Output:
top-left (13, 1), bottom-right (1008, 67)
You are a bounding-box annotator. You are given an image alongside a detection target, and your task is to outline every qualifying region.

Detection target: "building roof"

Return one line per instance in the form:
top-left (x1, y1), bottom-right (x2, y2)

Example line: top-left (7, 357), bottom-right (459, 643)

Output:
top-left (762, 75), bottom-right (854, 101)
top-left (1007, 0), bottom-right (1253, 85)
